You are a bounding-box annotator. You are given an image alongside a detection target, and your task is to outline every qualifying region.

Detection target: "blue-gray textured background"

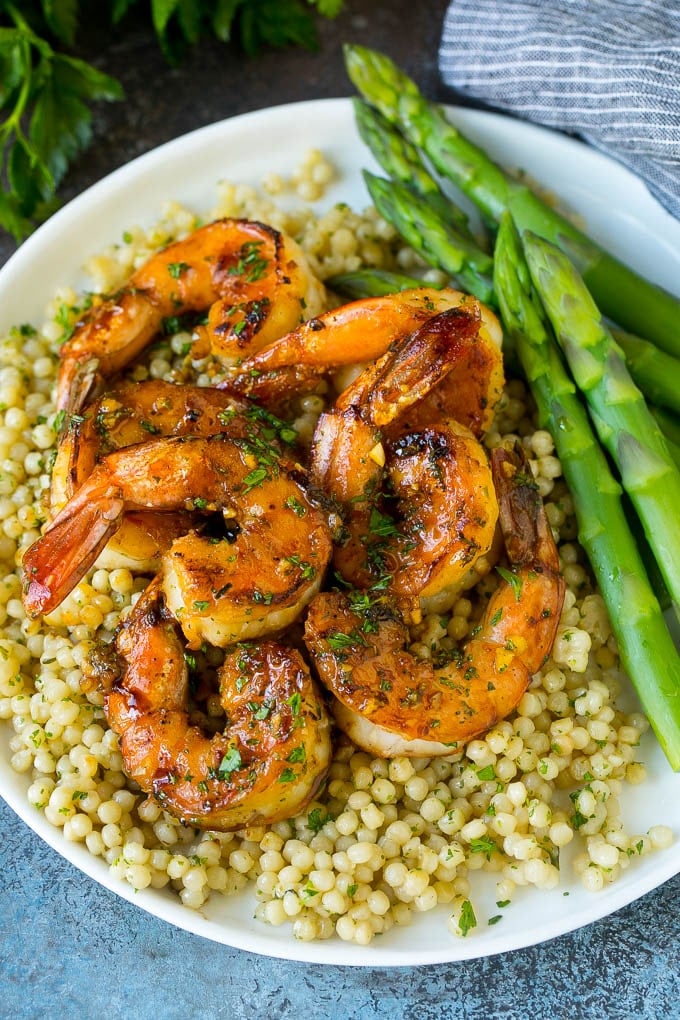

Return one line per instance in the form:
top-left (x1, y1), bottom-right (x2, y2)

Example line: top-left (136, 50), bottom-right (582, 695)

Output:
top-left (2, 801), bottom-right (679, 1019)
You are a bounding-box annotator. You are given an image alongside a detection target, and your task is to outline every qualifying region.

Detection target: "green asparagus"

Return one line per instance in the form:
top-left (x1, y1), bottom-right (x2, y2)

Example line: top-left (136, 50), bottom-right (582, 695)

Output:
top-left (353, 98), bottom-right (478, 241)
top-left (649, 404), bottom-right (680, 469)
top-left (362, 170), bottom-right (495, 305)
top-left (325, 268), bottom-right (441, 300)
top-left (494, 213), bottom-right (680, 770)
top-left (611, 328), bottom-right (680, 416)
top-left (522, 232), bottom-right (680, 620)
top-left (344, 44), bottom-right (680, 359)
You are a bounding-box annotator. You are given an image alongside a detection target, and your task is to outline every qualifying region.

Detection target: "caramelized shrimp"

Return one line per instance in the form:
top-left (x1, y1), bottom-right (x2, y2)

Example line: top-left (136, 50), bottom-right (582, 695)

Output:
top-left (22, 433), bottom-right (333, 638)
top-left (52, 380), bottom-right (260, 507)
top-left (311, 305), bottom-right (501, 616)
top-left (91, 579), bottom-right (331, 830)
top-left (50, 380), bottom-right (300, 572)
top-left (224, 287), bottom-right (503, 429)
top-left (57, 219), bottom-right (325, 413)
top-left (304, 444), bottom-right (565, 756)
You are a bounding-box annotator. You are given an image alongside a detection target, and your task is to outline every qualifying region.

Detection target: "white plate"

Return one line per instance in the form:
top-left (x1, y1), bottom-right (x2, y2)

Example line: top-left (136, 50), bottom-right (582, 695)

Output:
top-left (1, 98), bottom-right (679, 966)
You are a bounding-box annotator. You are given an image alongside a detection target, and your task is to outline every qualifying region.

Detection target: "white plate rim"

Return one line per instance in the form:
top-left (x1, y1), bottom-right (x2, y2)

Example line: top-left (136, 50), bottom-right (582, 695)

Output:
top-left (0, 96), bottom-right (679, 967)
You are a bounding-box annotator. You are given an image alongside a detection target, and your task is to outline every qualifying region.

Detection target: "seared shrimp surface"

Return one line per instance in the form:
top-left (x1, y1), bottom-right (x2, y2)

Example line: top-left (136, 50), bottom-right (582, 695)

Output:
top-left (224, 287), bottom-right (503, 423)
top-left (304, 444), bottom-right (566, 757)
top-left (22, 433), bottom-right (333, 637)
top-left (90, 580), bottom-right (331, 831)
top-left (50, 380), bottom-right (300, 572)
top-left (310, 305), bottom-right (501, 615)
top-left (57, 219), bottom-right (325, 413)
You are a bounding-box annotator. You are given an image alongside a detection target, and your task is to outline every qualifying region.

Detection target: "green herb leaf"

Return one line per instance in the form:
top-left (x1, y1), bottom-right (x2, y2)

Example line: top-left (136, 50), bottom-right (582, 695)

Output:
top-left (0, 12), bottom-right (123, 241)
top-left (307, 807), bottom-right (329, 833)
top-left (458, 899), bottom-right (477, 937)
top-left (238, 0), bottom-right (318, 56)
top-left (496, 565), bottom-right (523, 602)
top-left (242, 466), bottom-right (268, 493)
top-left (469, 835), bottom-right (497, 859)
top-left (42, 0), bottom-right (80, 46)
top-left (212, 0), bottom-right (242, 41)
top-left (218, 745), bottom-right (242, 776)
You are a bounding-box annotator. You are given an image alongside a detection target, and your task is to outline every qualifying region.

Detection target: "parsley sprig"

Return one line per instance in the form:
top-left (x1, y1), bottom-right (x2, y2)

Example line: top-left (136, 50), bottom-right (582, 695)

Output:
top-left (0, 0), bottom-right (345, 240)
top-left (0, 3), bottom-right (123, 239)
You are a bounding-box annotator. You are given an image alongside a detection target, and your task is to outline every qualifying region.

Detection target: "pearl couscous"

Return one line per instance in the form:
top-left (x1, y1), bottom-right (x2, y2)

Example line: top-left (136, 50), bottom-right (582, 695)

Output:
top-left (0, 151), bottom-right (673, 946)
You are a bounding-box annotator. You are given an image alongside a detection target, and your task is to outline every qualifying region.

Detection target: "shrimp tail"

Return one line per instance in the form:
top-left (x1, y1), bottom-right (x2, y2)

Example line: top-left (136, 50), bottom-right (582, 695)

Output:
top-left (57, 356), bottom-right (103, 417)
top-left (363, 303), bottom-right (482, 427)
top-left (22, 491), bottom-right (126, 618)
top-left (491, 443), bottom-right (560, 575)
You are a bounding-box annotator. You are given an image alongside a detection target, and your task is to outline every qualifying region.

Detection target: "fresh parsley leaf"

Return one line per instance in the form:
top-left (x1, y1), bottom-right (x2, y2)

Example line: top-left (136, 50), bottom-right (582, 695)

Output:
top-left (311, 0), bottom-right (344, 15)
top-left (307, 807), bottom-right (329, 833)
top-left (218, 745), bottom-right (242, 775)
top-left (0, 1), bottom-right (345, 239)
top-left (458, 899), bottom-right (477, 937)
top-left (238, 0), bottom-right (318, 56)
top-left (0, 9), bottom-right (122, 240)
top-left (496, 565), bottom-right (523, 602)
top-left (42, 0), bottom-right (79, 46)
top-left (469, 835), bottom-right (497, 859)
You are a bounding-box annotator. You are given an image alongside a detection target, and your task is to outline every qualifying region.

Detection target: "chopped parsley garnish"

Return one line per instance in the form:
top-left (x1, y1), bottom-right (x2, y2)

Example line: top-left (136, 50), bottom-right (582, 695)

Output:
top-left (458, 899), bottom-right (477, 937)
top-left (285, 495), bottom-right (307, 516)
top-left (284, 555), bottom-right (317, 580)
top-left (241, 466), bottom-right (269, 493)
top-left (218, 747), bottom-right (242, 776)
top-left (496, 566), bottom-right (523, 602)
top-left (167, 261), bottom-right (190, 278)
top-left (228, 241), bottom-right (269, 283)
top-left (247, 700), bottom-right (273, 721)
top-left (307, 807), bottom-right (330, 833)
top-left (368, 507), bottom-right (402, 538)
top-left (469, 836), bottom-right (497, 859)
top-left (287, 692), bottom-right (301, 716)
top-left (139, 419), bottom-right (161, 435)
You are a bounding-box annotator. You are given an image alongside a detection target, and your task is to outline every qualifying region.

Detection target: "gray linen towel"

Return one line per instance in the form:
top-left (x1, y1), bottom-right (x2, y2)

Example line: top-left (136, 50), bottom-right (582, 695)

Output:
top-left (438, 0), bottom-right (680, 219)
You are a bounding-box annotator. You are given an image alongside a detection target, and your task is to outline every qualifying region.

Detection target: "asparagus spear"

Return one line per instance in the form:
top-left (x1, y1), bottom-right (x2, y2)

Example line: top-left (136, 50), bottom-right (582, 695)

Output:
top-left (325, 268), bottom-right (441, 300)
top-left (610, 327), bottom-right (680, 416)
top-left (494, 213), bottom-right (680, 770)
top-left (650, 403), bottom-right (680, 447)
top-left (344, 44), bottom-right (680, 359)
top-left (649, 404), bottom-right (680, 469)
top-left (522, 232), bottom-right (680, 620)
top-left (363, 170), bottom-right (495, 305)
top-left (353, 97), bottom-right (478, 241)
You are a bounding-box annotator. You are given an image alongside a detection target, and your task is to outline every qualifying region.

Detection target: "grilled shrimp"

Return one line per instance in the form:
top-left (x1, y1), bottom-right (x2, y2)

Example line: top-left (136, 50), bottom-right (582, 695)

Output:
top-left (304, 444), bottom-right (565, 756)
top-left (224, 287), bottom-right (503, 430)
top-left (57, 219), bottom-right (326, 413)
top-left (310, 304), bottom-right (501, 616)
top-left (90, 579), bottom-right (331, 831)
top-left (50, 380), bottom-right (300, 572)
top-left (22, 433), bottom-right (333, 639)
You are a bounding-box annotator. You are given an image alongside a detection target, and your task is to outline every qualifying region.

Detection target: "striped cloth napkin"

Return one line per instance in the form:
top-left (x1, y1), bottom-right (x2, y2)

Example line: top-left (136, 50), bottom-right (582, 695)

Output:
top-left (438, 0), bottom-right (680, 219)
